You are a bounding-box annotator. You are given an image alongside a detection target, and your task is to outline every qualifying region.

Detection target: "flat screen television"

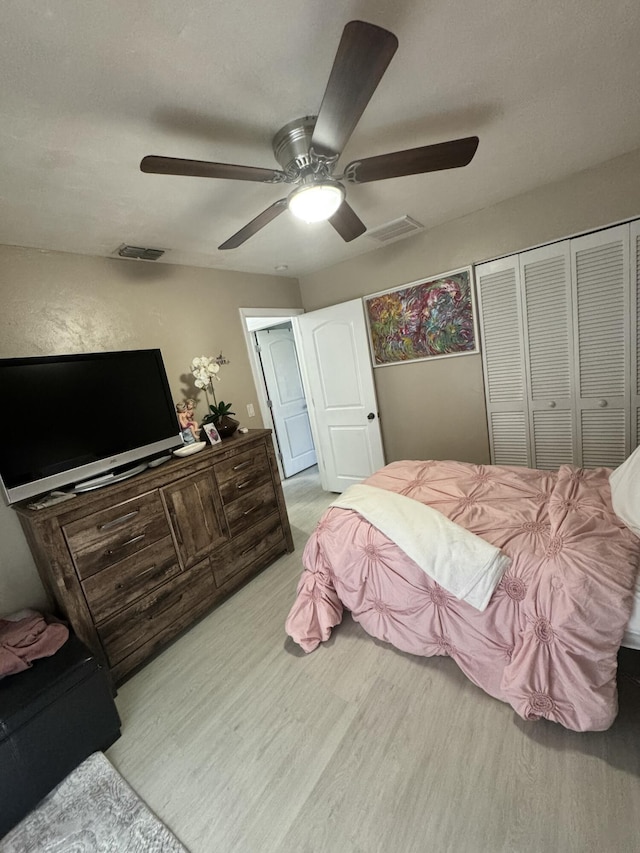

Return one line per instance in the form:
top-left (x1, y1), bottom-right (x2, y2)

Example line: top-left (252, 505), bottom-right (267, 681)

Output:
top-left (0, 349), bottom-right (183, 504)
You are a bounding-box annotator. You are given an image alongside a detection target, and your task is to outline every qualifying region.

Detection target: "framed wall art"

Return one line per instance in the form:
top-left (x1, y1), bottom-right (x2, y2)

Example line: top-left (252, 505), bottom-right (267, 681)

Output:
top-left (363, 267), bottom-right (479, 367)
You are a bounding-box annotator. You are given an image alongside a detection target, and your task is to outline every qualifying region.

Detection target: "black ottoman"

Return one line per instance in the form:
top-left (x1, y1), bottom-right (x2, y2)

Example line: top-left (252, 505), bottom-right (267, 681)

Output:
top-left (0, 633), bottom-right (121, 838)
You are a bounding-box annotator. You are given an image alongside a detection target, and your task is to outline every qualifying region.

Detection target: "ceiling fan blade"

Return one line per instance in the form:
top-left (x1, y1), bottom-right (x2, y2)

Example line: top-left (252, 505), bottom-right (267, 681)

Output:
top-left (343, 136), bottom-right (479, 184)
top-left (311, 20), bottom-right (398, 159)
top-left (140, 155), bottom-right (286, 183)
top-left (218, 199), bottom-right (288, 250)
top-left (329, 201), bottom-right (367, 242)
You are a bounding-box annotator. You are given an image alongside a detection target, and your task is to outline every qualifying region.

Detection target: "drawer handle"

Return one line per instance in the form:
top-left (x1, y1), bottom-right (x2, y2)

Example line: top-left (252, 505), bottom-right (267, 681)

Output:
top-left (232, 460), bottom-right (252, 471)
top-left (241, 545), bottom-right (256, 556)
top-left (242, 505), bottom-right (259, 517)
top-left (135, 563), bottom-right (159, 580)
top-left (98, 510), bottom-right (140, 531)
top-left (105, 533), bottom-right (145, 556)
top-left (236, 479), bottom-right (254, 490)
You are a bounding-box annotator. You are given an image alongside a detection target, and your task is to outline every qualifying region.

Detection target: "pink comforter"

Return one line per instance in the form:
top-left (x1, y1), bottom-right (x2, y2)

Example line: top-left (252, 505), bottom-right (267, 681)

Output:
top-left (286, 460), bottom-right (640, 731)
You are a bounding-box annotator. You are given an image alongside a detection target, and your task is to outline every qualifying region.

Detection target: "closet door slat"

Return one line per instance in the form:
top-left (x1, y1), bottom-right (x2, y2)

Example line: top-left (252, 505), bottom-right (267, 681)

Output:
top-left (581, 409), bottom-right (627, 468)
top-left (476, 257), bottom-right (530, 467)
top-left (532, 410), bottom-right (573, 469)
top-left (523, 253), bottom-right (572, 400)
top-left (571, 224), bottom-right (630, 466)
top-left (479, 267), bottom-right (525, 403)
top-left (520, 242), bottom-right (575, 468)
top-left (490, 412), bottom-right (529, 466)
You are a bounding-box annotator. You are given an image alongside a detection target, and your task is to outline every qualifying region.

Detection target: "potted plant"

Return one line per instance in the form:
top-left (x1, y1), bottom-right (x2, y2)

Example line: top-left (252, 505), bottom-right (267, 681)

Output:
top-left (190, 355), bottom-right (239, 439)
top-left (202, 400), bottom-right (239, 439)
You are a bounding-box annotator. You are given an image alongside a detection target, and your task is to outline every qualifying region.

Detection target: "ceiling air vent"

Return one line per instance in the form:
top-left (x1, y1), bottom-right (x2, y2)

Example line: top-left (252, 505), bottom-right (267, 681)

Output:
top-left (367, 215), bottom-right (424, 245)
top-left (116, 244), bottom-right (165, 261)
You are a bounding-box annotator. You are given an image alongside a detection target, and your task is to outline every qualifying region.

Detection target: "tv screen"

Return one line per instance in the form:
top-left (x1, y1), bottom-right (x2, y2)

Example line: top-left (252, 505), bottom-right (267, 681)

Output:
top-left (0, 349), bottom-right (183, 504)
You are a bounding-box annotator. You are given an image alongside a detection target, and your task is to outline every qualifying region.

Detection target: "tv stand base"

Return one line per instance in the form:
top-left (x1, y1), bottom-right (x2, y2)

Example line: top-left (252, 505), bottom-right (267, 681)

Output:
top-left (73, 462), bottom-right (148, 494)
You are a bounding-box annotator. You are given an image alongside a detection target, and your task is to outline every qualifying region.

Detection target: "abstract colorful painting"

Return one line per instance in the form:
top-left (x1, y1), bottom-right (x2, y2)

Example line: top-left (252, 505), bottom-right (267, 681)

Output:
top-left (364, 267), bottom-right (478, 366)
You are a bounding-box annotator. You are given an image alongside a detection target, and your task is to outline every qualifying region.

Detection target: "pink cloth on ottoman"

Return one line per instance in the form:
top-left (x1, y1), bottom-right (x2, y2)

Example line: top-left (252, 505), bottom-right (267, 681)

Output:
top-left (0, 612), bottom-right (69, 678)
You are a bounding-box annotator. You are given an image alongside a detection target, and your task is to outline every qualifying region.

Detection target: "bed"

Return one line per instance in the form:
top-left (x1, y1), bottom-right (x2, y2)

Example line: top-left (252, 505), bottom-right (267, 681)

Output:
top-left (286, 454), bottom-right (640, 732)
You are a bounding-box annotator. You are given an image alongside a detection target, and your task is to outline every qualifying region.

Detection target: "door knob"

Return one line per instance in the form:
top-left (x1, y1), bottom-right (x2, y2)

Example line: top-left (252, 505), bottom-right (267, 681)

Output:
top-left (367, 412), bottom-right (375, 420)
top-left (598, 399), bottom-right (608, 408)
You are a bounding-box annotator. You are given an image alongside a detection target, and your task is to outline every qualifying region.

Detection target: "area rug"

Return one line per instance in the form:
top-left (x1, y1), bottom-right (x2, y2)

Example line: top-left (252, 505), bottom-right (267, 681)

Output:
top-left (0, 752), bottom-right (188, 852)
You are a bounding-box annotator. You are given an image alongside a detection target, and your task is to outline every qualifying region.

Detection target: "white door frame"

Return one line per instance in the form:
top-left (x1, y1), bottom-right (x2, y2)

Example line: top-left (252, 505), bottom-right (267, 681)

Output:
top-left (239, 306), bottom-right (306, 480)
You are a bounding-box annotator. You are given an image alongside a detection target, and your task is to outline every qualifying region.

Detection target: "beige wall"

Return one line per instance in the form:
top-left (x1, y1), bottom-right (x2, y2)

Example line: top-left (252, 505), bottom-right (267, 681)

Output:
top-left (0, 246), bottom-right (301, 613)
top-left (298, 147), bottom-right (640, 465)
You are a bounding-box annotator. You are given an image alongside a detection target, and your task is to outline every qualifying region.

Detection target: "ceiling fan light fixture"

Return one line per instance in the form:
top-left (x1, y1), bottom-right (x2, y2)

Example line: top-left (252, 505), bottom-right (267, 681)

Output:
top-left (288, 181), bottom-right (345, 223)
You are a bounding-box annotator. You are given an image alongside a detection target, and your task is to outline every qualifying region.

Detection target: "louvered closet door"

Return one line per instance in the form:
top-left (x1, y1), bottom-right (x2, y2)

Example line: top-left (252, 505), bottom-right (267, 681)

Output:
top-left (631, 220), bottom-right (640, 452)
top-left (476, 257), bottom-right (530, 466)
top-left (571, 224), bottom-right (630, 467)
top-left (520, 242), bottom-right (574, 469)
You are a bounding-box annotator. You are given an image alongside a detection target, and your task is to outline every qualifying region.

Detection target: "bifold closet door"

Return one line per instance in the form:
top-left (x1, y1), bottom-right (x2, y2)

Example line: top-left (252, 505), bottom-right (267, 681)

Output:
top-left (476, 257), bottom-right (530, 466)
top-left (519, 242), bottom-right (574, 469)
top-left (479, 222), bottom-right (633, 469)
top-left (571, 223), bottom-right (630, 468)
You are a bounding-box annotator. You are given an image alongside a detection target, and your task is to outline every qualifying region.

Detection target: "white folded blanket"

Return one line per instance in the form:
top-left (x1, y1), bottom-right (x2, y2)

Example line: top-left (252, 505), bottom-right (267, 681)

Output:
top-left (330, 484), bottom-right (511, 611)
top-left (609, 445), bottom-right (640, 537)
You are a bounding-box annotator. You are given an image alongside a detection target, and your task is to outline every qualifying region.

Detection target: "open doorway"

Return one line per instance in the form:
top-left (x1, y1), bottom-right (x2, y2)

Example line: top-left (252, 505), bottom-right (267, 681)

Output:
top-left (240, 307), bottom-right (318, 481)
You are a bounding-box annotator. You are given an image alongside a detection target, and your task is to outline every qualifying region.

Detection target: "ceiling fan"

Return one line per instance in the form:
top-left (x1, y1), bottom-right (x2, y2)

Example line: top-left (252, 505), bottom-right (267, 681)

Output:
top-left (140, 20), bottom-right (479, 251)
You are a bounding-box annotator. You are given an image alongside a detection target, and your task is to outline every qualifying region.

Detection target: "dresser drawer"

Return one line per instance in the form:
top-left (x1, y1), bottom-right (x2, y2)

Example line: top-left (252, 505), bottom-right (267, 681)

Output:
top-left (223, 481), bottom-right (278, 537)
top-left (63, 492), bottom-right (170, 579)
top-left (213, 513), bottom-right (286, 588)
top-left (215, 445), bottom-right (271, 504)
top-left (82, 535), bottom-right (181, 624)
top-left (98, 559), bottom-right (215, 665)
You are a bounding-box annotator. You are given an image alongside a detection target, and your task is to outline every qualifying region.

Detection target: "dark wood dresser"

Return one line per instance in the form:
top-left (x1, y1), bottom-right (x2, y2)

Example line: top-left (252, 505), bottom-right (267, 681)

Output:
top-left (14, 430), bottom-right (294, 683)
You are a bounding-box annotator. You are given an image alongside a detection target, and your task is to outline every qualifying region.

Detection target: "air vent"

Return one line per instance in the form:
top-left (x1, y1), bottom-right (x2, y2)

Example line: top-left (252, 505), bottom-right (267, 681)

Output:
top-left (116, 244), bottom-right (165, 261)
top-left (367, 215), bottom-right (424, 244)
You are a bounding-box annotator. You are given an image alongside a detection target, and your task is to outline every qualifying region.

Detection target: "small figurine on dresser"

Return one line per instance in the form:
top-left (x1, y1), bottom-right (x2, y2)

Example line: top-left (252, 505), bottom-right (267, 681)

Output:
top-left (176, 400), bottom-right (200, 444)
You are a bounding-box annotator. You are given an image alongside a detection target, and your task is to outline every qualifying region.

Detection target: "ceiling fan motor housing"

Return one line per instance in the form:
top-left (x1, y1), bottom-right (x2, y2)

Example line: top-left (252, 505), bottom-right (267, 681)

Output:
top-left (272, 116), bottom-right (317, 177)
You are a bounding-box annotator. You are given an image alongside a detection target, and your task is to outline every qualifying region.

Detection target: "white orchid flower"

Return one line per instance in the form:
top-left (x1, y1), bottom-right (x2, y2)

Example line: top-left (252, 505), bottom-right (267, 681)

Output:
top-left (190, 354), bottom-right (226, 406)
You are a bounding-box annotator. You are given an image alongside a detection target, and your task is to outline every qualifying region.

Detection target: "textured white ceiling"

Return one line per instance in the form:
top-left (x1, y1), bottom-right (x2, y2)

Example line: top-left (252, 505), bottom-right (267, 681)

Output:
top-left (2, 0), bottom-right (640, 278)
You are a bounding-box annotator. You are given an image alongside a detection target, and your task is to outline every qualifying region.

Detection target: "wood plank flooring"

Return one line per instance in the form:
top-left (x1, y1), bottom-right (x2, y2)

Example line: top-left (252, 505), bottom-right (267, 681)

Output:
top-left (107, 466), bottom-right (640, 853)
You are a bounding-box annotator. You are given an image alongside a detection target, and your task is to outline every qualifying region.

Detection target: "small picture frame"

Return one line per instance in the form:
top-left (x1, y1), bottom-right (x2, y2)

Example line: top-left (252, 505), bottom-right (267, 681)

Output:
top-left (202, 422), bottom-right (222, 445)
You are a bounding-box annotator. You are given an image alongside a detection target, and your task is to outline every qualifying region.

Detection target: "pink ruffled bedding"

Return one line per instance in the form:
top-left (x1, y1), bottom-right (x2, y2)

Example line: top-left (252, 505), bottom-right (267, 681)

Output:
top-left (286, 460), bottom-right (640, 731)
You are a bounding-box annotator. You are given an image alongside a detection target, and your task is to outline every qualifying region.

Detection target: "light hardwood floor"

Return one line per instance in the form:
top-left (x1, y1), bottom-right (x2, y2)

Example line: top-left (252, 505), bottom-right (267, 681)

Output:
top-left (107, 466), bottom-right (640, 853)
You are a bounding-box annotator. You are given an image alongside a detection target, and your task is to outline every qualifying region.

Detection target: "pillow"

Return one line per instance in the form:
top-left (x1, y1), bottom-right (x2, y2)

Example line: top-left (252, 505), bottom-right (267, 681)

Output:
top-left (609, 445), bottom-right (640, 536)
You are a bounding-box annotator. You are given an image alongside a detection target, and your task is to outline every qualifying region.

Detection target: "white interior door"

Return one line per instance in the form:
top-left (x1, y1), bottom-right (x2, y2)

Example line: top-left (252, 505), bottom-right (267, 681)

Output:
top-left (255, 327), bottom-right (317, 477)
top-left (293, 299), bottom-right (385, 492)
